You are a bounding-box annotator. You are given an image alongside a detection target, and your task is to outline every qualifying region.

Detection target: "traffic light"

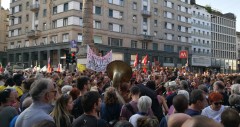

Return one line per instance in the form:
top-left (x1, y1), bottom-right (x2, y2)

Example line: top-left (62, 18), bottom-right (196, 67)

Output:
top-left (66, 53), bottom-right (72, 63)
top-left (71, 52), bottom-right (76, 63)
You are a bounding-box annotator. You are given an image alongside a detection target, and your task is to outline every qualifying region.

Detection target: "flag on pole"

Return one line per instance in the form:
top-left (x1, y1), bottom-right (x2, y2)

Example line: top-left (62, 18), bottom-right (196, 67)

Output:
top-left (133, 54), bottom-right (138, 67)
top-left (141, 55), bottom-right (148, 65)
top-left (47, 57), bottom-right (51, 73)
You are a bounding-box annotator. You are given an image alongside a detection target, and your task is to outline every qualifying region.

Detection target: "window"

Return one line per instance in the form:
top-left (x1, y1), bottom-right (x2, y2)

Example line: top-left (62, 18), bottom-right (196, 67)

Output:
top-left (95, 6), bottom-right (101, 15)
top-left (53, 6), bottom-right (57, 14)
top-left (109, 9), bottom-right (113, 17)
top-left (18, 16), bottom-right (22, 24)
top-left (62, 33), bottom-right (69, 42)
top-left (43, 23), bottom-right (47, 30)
top-left (109, 23), bottom-right (113, 31)
top-left (154, 8), bottom-right (158, 15)
top-left (64, 3), bottom-right (68, 11)
top-left (43, 0), bottom-right (46, 4)
top-left (79, 18), bottom-right (83, 26)
top-left (153, 43), bottom-right (158, 50)
top-left (154, 20), bottom-right (157, 26)
top-left (42, 37), bottom-right (47, 44)
top-left (142, 42), bottom-right (148, 49)
top-left (94, 21), bottom-right (101, 29)
top-left (80, 3), bottom-right (83, 10)
top-left (52, 20), bottom-right (57, 28)
top-left (108, 37), bottom-right (122, 47)
top-left (143, 18), bottom-right (147, 25)
top-left (164, 57), bottom-right (173, 63)
top-left (133, 27), bottom-right (137, 34)
top-left (25, 27), bottom-right (28, 33)
top-left (78, 33), bottom-right (82, 42)
top-left (133, 15), bottom-right (137, 22)
top-left (19, 5), bottom-right (22, 12)
top-left (133, 2), bottom-right (137, 10)
top-left (26, 2), bottom-right (29, 9)
top-left (164, 45), bottom-right (174, 52)
top-left (131, 40), bottom-right (137, 48)
top-left (43, 9), bottom-right (47, 17)
top-left (177, 46), bottom-right (181, 52)
top-left (154, 0), bottom-right (158, 3)
top-left (63, 18), bottom-right (68, 26)
top-left (51, 35), bottom-right (58, 43)
top-left (154, 31), bottom-right (157, 36)
top-left (35, 12), bottom-right (38, 20)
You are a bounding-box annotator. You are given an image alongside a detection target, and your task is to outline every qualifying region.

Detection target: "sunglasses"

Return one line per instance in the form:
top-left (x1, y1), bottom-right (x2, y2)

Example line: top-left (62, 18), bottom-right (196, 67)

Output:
top-left (213, 102), bottom-right (223, 105)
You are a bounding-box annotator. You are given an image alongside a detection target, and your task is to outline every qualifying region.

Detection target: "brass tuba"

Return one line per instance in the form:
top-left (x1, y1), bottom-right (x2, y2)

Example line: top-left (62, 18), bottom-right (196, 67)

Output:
top-left (106, 60), bottom-right (133, 104)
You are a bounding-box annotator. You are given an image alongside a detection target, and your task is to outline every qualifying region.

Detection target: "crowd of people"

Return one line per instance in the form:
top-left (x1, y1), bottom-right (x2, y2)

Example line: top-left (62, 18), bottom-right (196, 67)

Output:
top-left (0, 66), bottom-right (240, 127)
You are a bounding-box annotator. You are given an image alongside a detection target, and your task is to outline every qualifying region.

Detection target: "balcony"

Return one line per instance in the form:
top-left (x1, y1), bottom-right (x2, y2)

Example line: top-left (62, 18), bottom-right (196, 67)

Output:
top-left (191, 41), bottom-right (210, 47)
top-left (141, 10), bottom-right (151, 17)
top-left (192, 51), bottom-right (211, 56)
top-left (140, 34), bottom-right (153, 41)
top-left (27, 30), bottom-right (41, 38)
top-left (30, 4), bottom-right (40, 12)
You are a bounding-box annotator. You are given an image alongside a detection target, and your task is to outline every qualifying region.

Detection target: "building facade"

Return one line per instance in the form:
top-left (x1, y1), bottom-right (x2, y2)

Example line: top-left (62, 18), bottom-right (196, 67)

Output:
top-left (7, 0), bottom-right (192, 69)
top-left (211, 10), bottom-right (237, 73)
top-left (0, 6), bottom-right (9, 66)
top-left (190, 4), bottom-right (211, 73)
top-left (237, 32), bottom-right (240, 72)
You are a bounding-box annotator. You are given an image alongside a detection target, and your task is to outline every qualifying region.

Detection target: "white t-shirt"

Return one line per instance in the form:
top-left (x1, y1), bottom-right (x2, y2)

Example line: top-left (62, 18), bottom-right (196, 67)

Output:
top-left (201, 105), bottom-right (225, 122)
top-left (129, 114), bottom-right (144, 127)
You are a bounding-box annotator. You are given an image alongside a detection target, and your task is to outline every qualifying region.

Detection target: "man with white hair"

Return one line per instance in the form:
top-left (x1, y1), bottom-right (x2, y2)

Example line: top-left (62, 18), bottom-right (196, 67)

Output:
top-left (15, 78), bottom-right (56, 127)
top-left (129, 96), bottom-right (152, 127)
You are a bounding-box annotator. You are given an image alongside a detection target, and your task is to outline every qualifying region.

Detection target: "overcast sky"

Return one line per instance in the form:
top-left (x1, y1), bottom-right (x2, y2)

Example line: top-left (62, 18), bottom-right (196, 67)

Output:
top-left (1, 0), bottom-right (239, 31)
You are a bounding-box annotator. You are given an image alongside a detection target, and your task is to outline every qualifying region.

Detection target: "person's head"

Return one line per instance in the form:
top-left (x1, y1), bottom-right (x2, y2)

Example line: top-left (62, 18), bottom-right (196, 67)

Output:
top-left (5, 77), bottom-right (15, 87)
top-left (76, 77), bottom-right (90, 91)
top-left (221, 108), bottom-right (240, 127)
top-left (146, 81), bottom-right (156, 90)
top-left (130, 86), bottom-right (140, 96)
top-left (51, 93), bottom-right (73, 127)
top-left (228, 94), bottom-right (240, 112)
top-left (208, 92), bottom-right (223, 111)
top-left (168, 113), bottom-right (191, 127)
top-left (137, 96), bottom-right (152, 113)
top-left (203, 76), bottom-right (211, 83)
top-left (81, 91), bottom-right (101, 113)
top-left (13, 73), bottom-right (24, 86)
top-left (104, 87), bottom-right (119, 105)
top-left (181, 115), bottom-right (223, 127)
top-left (178, 90), bottom-right (189, 101)
top-left (61, 85), bottom-right (73, 94)
top-left (29, 78), bottom-right (57, 104)
top-left (189, 89), bottom-right (206, 110)
top-left (114, 120), bottom-right (133, 127)
top-left (69, 87), bottom-right (80, 100)
top-left (230, 84), bottom-right (240, 95)
top-left (0, 88), bottom-right (17, 106)
top-left (197, 85), bottom-right (209, 94)
top-left (173, 94), bottom-right (188, 113)
top-left (32, 120), bottom-right (56, 127)
top-left (137, 116), bottom-right (159, 127)
top-left (22, 96), bottom-right (33, 111)
top-left (22, 78), bottom-right (35, 92)
top-left (179, 80), bottom-right (189, 91)
top-left (213, 81), bottom-right (225, 92)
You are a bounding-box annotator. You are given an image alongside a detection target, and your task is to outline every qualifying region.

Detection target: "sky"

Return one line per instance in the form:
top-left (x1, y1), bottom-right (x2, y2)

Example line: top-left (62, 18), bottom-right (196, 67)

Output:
top-left (1, 0), bottom-right (240, 31)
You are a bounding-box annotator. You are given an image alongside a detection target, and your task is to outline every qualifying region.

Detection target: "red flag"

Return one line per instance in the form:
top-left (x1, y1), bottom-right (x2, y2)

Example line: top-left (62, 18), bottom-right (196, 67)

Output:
top-left (141, 55), bottom-right (148, 65)
top-left (47, 57), bottom-right (51, 73)
top-left (134, 54), bottom-right (138, 67)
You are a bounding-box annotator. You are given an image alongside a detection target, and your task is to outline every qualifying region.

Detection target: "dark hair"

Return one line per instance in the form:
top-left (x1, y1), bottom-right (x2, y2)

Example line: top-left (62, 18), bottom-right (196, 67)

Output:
top-left (204, 77), bottom-right (211, 83)
top-left (104, 87), bottom-right (119, 105)
top-left (5, 78), bottom-right (15, 87)
top-left (81, 91), bottom-right (100, 113)
top-left (173, 94), bottom-right (188, 113)
top-left (22, 78), bottom-right (35, 91)
top-left (146, 81), bottom-right (156, 90)
top-left (76, 77), bottom-right (90, 91)
top-left (190, 89), bottom-right (204, 104)
top-left (13, 74), bottom-right (24, 86)
top-left (234, 77), bottom-right (240, 84)
top-left (32, 120), bottom-right (56, 127)
top-left (221, 108), bottom-right (240, 127)
top-left (114, 120), bottom-right (133, 127)
top-left (198, 85), bottom-right (209, 94)
top-left (137, 116), bottom-right (159, 127)
top-left (0, 74), bottom-right (4, 80)
top-left (0, 89), bottom-right (11, 105)
top-left (130, 86), bottom-right (140, 95)
top-left (214, 81), bottom-right (225, 90)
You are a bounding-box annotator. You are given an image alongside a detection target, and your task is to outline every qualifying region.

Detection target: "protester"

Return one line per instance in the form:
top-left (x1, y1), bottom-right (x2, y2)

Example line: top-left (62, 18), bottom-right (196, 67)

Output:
top-left (167, 113), bottom-right (191, 127)
top-left (181, 115), bottom-right (223, 127)
top-left (114, 120), bottom-right (133, 127)
top-left (221, 108), bottom-right (240, 127)
top-left (137, 116), bottom-right (159, 127)
top-left (72, 91), bottom-right (108, 127)
top-left (50, 93), bottom-right (74, 127)
top-left (15, 78), bottom-right (56, 127)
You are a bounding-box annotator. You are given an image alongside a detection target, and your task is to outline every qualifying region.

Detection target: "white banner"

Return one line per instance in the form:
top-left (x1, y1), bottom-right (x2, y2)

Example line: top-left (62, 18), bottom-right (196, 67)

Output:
top-left (86, 45), bottom-right (112, 72)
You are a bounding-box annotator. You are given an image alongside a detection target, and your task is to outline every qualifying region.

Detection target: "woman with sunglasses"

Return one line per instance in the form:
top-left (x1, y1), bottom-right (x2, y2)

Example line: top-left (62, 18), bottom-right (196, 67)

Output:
top-left (201, 92), bottom-right (226, 122)
top-left (50, 93), bottom-right (74, 127)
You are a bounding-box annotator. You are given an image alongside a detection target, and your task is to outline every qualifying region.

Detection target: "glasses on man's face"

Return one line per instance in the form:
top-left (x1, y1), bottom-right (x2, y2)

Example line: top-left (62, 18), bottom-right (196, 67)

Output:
top-left (213, 102), bottom-right (223, 106)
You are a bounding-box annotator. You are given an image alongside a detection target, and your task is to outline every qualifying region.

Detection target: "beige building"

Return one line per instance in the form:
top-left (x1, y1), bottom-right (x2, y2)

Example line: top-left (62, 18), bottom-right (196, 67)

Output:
top-left (7, 0), bottom-right (191, 68)
top-left (0, 6), bottom-right (9, 66)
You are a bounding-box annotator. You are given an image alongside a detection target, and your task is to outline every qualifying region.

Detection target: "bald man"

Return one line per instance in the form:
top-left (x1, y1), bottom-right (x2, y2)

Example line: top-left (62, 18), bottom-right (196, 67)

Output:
top-left (168, 113), bottom-right (191, 127)
top-left (181, 116), bottom-right (223, 127)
